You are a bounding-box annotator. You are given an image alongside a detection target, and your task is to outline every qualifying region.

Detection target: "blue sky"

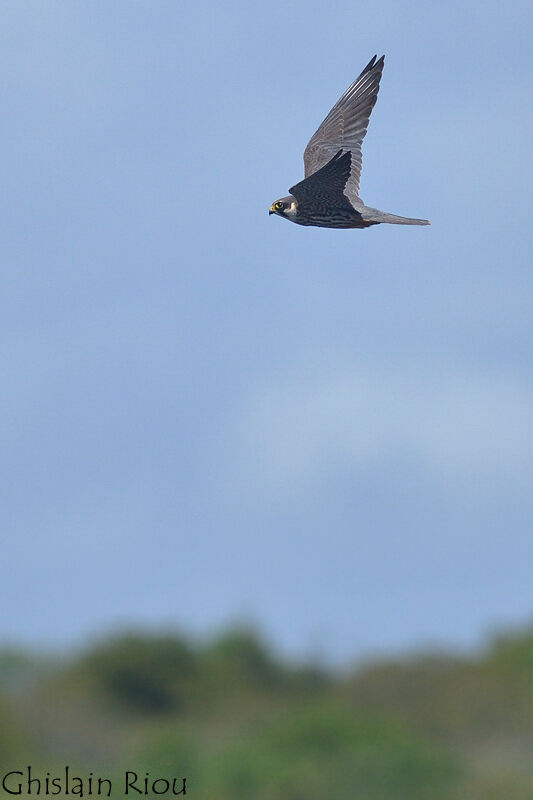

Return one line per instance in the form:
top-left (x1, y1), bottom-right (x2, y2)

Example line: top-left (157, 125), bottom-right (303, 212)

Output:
top-left (1, 1), bottom-right (532, 663)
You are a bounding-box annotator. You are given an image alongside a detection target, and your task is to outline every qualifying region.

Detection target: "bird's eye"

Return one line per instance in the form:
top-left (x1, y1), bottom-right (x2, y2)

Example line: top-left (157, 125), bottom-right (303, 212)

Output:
top-left (275, 202), bottom-right (284, 210)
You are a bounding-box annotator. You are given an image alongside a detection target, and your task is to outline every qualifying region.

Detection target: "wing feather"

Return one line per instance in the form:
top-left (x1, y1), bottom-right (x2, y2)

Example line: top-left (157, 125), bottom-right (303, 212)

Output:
top-left (290, 149), bottom-right (353, 209)
top-left (303, 55), bottom-right (385, 201)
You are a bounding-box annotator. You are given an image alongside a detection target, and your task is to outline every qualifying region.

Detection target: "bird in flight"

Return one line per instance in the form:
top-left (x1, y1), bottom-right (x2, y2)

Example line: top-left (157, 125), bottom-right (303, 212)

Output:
top-left (269, 55), bottom-right (429, 229)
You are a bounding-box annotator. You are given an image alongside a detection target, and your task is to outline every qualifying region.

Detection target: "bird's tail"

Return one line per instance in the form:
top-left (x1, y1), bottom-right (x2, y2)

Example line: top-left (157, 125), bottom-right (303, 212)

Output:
top-left (362, 207), bottom-right (430, 226)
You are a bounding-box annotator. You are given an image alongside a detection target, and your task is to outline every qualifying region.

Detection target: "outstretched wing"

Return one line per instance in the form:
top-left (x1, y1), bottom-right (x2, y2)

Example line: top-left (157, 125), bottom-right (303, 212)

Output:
top-left (289, 149), bottom-right (354, 210)
top-left (303, 55), bottom-right (385, 201)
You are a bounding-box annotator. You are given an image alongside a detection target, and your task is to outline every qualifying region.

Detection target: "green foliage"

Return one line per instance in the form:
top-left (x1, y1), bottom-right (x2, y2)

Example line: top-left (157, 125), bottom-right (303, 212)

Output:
top-left (204, 629), bottom-right (283, 689)
top-left (69, 632), bottom-right (197, 715)
top-left (488, 629), bottom-right (533, 675)
top-left (0, 694), bottom-right (29, 761)
top-left (0, 647), bottom-right (49, 696)
top-left (199, 704), bottom-right (460, 800)
top-left (135, 726), bottom-right (200, 785)
top-left (1, 623), bottom-right (532, 800)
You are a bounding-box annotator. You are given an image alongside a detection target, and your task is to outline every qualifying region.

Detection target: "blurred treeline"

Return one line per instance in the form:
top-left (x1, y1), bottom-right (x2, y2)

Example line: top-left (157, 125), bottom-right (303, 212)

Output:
top-left (1, 625), bottom-right (532, 800)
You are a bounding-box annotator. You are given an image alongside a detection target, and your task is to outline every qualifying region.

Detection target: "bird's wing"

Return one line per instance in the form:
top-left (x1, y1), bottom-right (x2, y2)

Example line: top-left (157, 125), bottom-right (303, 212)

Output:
top-left (289, 149), bottom-right (353, 208)
top-left (303, 55), bottom-right (384, 201)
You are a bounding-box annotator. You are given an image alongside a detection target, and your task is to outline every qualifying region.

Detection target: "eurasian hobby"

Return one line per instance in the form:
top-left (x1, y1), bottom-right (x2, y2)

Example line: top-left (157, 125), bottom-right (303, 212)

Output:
top-left (269, 55), bottom-right (429, 229)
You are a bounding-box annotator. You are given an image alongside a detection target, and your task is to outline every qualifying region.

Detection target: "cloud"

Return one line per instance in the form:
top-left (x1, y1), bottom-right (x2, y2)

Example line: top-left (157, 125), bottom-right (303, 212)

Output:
top-left (231, 356), bottom-right (533, 504)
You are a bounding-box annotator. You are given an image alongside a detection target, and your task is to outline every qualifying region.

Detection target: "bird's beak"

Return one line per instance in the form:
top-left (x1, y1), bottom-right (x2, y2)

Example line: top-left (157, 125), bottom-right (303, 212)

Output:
top-left (269, 205), bottom-right (276, 215)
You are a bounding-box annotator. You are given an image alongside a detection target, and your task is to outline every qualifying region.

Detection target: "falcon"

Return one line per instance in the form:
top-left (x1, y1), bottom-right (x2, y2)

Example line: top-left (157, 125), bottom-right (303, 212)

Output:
top-left (269, 55), bottom-right (429, 229)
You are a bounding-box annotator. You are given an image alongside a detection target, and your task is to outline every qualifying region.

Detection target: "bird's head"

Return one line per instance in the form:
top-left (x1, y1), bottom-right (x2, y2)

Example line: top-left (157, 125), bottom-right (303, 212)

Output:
top-left (269, 196), bottom-right (297, 219)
